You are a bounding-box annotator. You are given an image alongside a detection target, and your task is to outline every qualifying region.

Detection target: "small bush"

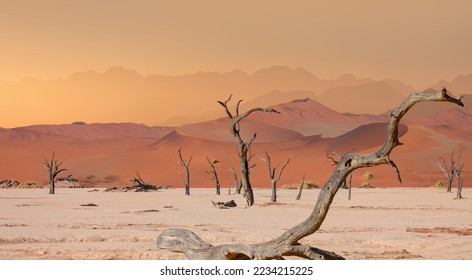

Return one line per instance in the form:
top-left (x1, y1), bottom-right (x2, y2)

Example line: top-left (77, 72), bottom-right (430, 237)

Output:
top-left (362, 171), bottom-right (373, 180)
top-left (19, 181), bottom-right (37, 189)
top-left (280, 179), bottom-right (319, 190)
top-left (104, 174), bottom-right (120, 183)
top-left (435, 180), bottom-right (444, 188)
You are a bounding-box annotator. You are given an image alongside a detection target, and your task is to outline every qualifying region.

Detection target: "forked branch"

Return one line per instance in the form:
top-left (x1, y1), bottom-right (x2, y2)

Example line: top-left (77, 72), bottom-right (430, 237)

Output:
top-left (158, 88), bottom-right (464, 259)
top-left (173, 147), bottom-right (192, 195)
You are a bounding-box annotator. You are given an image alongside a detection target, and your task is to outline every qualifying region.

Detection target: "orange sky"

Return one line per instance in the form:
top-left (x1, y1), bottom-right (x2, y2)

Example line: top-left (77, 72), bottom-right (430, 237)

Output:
top-left (1, 0), bottom-right (471, 88)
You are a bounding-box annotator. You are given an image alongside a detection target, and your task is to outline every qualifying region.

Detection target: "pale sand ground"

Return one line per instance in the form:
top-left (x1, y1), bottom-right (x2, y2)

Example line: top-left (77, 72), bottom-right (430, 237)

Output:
top-left (0, 187), bottom-right (471, 260)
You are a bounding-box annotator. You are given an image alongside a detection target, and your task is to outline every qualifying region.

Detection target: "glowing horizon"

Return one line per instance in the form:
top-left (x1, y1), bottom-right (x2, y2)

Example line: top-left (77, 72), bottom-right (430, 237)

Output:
top-left (1, 0), bottom-right (471, 88)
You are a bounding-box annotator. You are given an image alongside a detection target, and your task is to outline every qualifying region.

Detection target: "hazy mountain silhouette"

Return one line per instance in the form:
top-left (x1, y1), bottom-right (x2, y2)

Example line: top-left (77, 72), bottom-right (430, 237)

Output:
top-left (0, 65), bottom-right (420, 127)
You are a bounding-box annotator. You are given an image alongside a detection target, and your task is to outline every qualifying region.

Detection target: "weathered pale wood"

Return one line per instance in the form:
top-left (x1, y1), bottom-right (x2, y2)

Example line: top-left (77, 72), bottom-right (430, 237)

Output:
top-left (157, 88), bottom-right (464, 260)
top-left (211, 200), bottom-right (237, 209)
top-left (295, 174), bottom-right (305, 200)
top-left (433, 151), bottom-right (456, 193)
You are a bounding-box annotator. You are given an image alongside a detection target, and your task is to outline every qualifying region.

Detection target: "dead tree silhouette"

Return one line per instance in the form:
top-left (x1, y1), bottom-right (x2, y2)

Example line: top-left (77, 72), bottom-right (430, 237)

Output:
top-left (433, 151), bottom-right (456, 193)
top-left (157, 88), bottom-right (463, 260)
top-left (173, 147), bottom-right (192, 196)
top-left (43, 152), bottom-right (67, 194)
top-left (261, 151), bottom-right (290, 203)
top-left (205, 157), bottom-right (221, 195)
top-left (217, 95), bottom-right (279, 207)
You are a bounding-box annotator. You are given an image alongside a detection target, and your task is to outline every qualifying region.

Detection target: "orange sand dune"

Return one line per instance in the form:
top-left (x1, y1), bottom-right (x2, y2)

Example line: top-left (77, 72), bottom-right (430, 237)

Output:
top-left (1, 98), bottom-right (470, 190)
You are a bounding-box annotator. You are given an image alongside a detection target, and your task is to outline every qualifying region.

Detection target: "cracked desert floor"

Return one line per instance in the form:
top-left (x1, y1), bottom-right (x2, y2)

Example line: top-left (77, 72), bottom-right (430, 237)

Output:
top-left (0, 187), bottom-right (471, 260)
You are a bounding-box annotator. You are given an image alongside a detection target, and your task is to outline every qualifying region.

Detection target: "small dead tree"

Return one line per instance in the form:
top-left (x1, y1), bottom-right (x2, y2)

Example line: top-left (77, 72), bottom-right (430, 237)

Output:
top-left (157, 89), bottom-right (463, 260)
top-left (455, 154), bottom-right (464, 199)
top-left (295, 174), bottom-right (306, 200)
top-left (217, 95), bottom-right (280, 207)
top-left (224, 153), bottom-right (241, 194)
top-left (433, 151), bottom-right (456, 193)
top-left (174, 147), bottom-right (192, 196)
top-left (327, 151), bottom-right (353, 200)
top-left (261, 151), bottom-right (290, 203)
top-left (131, 172), bottom-right (159, 191)
top-left (206, 157), bottom-right (221, 195)
top-left (43, 152), bottom-right (67, 194)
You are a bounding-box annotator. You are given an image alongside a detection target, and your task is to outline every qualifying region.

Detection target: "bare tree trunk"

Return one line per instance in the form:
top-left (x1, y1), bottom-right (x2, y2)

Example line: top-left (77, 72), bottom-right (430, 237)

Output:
top-left (174, 147), bottom-right (192, 196)
top-left (295, 174), bottom-right (306, 200)
top-left (327, 151), bottom-right (349, 189)
top-left (157, 88), bottom-right (463, 260)
top-left (348, 173), bottom-right (353, 200)
top-left (49, 175), bottom-right (55, 194)
top-left (433, 151), bottom-right (456, 193)
top-left (206, 157), bottom-right (221, 195)
top-left (456, 155), bottom-right (463, 199)
top-left (217, 95), bottom-right (279, 207)
top-left (261, 151), bottom-right (290, 203)
top-left (456, 169), bottom-right (463, 199)
top-left (43, 152), bottom-right (67, 195)
top-left (225, 153), bottom-right (241, 194)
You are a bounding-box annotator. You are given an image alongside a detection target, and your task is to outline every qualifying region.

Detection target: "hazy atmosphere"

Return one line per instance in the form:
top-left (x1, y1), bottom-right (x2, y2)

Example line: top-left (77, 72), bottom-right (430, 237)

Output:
top-left (1, 0), bottom-right (472, 263)
top-left (1, 0), bottom-right (471, 87)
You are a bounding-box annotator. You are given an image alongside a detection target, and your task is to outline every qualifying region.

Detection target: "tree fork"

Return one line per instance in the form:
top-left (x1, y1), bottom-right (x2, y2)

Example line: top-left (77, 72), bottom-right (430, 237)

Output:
top-left (157, 88), bottom-right (463, 260)
top-left (217, 94), bottom-right (280, 206)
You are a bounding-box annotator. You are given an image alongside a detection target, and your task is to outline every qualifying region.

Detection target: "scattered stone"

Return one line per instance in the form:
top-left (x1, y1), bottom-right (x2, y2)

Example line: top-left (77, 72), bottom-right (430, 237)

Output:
top-left (80, 203), bottom-right (98, 207)
top-left (135, 209), bottom-right (160, 213)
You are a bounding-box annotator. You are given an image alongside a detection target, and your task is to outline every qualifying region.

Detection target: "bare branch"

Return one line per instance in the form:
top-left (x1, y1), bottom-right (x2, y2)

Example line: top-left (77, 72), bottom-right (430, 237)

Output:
top-left (217, 94), bottom-right (234, 119)
top-left (326, 152), bottom-right (338, 165)
top-left (236, 99), bottom-right (243, 116)
top-left (234, 107), bottom-right (280, 124)
top-left (295, 173), bottom-right (307, 200)
top-left (276, 158), bottom-right (291, 181)
top-left (157, 88), bottom-right (465, 259)
top-left (175, 147), bottom-right (192, 195)
top-left (387, 157), bottom-right (402, 183)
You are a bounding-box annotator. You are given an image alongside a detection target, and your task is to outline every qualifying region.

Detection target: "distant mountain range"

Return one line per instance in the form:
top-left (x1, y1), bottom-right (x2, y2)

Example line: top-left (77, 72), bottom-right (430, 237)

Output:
top-left (1, 65), bottom-right (471, 127)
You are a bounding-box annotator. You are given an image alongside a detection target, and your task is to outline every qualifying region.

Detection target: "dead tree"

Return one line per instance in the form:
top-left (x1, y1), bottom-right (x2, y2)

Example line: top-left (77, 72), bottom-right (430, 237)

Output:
top-left (295, 174), bottom-right (306, 200)
top-left (224, 153), bottom-right (241, 194)
top-left (327, 151), bottom-right (353, 200)
top-left (261, 151), bottom-right (290, 203)
top-left (217, 95), bottom-right (280, 207)
top-left (455, 154), bottom-right (464, 199)
top-left (174, 147), bottom-right (192, 195)
top-left (43, 152), bottom-right (67, 194)
top-left (433, 151), bottom-right (456, 193)
top-left (206, 157), bottom-right (221, 195)
top-left (157, 88), bottom-right (463, 260)
top-left (131, 172), bottom-right (159, 192)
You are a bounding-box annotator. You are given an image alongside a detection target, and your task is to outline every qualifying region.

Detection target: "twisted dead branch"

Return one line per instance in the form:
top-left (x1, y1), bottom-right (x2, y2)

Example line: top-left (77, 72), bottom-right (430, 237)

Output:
top-left (157, 88), bottom-right (464, 260)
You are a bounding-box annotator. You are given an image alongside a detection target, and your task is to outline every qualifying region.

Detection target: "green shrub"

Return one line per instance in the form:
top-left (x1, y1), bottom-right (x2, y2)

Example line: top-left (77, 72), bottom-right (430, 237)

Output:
top-left (362, 171), bottom-right (373, 180)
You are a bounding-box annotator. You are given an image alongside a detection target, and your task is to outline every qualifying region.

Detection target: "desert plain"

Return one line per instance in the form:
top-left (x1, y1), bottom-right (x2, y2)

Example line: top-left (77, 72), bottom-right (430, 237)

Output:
top-left (1, 67), bottom-right (472, 261)
top-left (0, 187), bottom-right (471, 260)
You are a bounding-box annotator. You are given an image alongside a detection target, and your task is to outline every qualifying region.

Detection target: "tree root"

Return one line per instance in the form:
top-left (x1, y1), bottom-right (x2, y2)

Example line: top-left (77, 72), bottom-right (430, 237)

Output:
top-left (157, 228), bottom-right (344, 260)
